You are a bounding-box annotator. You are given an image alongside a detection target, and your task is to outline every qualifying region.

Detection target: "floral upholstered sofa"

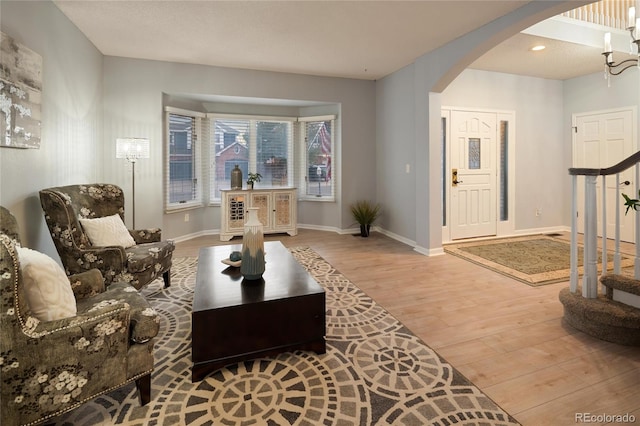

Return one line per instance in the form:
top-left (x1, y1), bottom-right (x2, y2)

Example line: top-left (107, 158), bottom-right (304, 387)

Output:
top-left (0, 206), bottom-right (159, 425)
top-left (39, 183), bottom-right (175, 290)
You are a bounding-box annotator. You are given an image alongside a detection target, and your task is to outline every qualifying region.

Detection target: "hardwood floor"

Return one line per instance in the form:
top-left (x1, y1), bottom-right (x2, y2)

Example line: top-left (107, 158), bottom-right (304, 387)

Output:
top-left (174, 229), bottom-right (640, 426)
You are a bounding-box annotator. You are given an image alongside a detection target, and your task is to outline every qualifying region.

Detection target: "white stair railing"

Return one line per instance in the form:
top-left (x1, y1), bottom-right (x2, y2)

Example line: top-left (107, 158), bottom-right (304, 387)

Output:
top-left (562, 0), bottom-right (636, 30)
top-left (569, 152), bottom-right (640, 298)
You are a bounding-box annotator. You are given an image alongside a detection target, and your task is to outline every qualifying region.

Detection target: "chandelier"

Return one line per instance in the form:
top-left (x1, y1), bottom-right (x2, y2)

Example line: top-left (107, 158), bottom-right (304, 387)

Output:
top-left (603, 3), bottom-right (640, 82)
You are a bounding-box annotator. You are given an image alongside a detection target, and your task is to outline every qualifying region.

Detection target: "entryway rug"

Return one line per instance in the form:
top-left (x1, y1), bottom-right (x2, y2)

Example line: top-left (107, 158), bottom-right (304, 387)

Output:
top-left (48, 248), bottom-right (518, 425)
top-left (444, 235), bottom-right (634, 287)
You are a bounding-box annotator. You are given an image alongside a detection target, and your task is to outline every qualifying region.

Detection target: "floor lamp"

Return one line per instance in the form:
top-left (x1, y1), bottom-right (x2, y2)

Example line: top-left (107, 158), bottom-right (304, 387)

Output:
top-left (116, 137), bottom-right (150, 229)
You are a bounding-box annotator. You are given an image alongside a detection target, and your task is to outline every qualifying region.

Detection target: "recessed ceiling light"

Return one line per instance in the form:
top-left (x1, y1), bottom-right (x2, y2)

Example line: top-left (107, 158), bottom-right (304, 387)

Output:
top-left (530, 45), bottom-right (546, 51)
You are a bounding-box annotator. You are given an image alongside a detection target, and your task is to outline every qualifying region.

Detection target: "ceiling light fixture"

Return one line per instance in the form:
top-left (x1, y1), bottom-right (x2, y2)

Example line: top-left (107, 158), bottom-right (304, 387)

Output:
top-left (602, 3), bottom-right (640, 84)
top-left (530, 45), bottom-right (546, 51)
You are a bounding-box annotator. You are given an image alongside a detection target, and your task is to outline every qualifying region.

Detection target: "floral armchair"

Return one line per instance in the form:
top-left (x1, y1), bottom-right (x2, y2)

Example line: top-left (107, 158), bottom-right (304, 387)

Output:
top-left (0, 206), bottom-right (159, 425)
top-left (39, 183), bottom-right (174, 290)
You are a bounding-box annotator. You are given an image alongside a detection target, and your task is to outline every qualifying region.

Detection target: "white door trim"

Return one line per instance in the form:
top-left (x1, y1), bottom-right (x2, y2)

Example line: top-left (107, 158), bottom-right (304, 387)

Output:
top-left (442, 107), bottom-right (516, 243)
top-left (572, 106), bottom-right (638, 242)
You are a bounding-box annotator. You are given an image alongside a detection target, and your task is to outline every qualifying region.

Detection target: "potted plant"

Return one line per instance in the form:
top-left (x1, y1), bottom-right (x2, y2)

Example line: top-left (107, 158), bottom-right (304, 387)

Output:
top-left (350, 200), bottom-right (381, 237)
top-left (246, 172), bottom-right (262, 190)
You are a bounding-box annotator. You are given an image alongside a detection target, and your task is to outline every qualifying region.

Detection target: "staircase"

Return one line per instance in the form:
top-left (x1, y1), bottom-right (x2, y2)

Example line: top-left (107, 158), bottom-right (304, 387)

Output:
top-left (562, 152), bottom-right (640, 345)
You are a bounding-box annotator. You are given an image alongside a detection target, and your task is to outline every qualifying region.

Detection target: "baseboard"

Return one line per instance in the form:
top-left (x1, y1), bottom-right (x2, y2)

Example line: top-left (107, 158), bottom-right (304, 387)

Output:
top-left (170, 229), bottom-right (218, 244)
top-left (171, 224), bottom-right (555, 259)
top-left (375, 228), bottom-right (445, 256)
top-left (297, 223), bottom-right (353, 234)
top-left (375, 227), bottom-right (415, 247)
top-left (512, 226), bottom-right (570, 236)
top-left (414, 245), bottom-right (446, 256)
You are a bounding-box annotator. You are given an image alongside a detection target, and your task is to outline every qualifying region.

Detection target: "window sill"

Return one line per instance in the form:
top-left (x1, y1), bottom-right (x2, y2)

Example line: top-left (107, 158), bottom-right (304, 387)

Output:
top-left (165, 202), bottom-right (203, 213)
top-left (299, 196), bottom-right (335, 203)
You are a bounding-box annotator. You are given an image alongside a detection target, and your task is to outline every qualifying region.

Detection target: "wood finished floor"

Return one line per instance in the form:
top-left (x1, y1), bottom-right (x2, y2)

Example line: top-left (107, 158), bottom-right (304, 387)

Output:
top-left (174, 229), bottom-right (640, 426)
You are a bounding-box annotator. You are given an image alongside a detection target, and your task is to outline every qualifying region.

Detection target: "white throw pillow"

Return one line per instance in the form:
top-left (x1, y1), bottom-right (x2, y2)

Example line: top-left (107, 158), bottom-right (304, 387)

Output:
top-left (79, 214), bottom-right (136, 248)
top-left (16, 246), bottom-right (77, 321)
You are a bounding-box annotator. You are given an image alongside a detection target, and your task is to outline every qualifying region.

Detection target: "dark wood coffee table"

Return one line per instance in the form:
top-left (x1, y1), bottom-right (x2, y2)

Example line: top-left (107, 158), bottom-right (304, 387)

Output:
top-left (191, 241), bottom-right (326, 382)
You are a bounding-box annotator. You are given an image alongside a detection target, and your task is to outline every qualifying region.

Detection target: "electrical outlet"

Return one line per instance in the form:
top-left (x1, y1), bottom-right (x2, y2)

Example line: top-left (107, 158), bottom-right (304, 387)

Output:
top-left (184, 213), bottom-right (189, 222)
top-left (535, 208), bottom-right (542, 217)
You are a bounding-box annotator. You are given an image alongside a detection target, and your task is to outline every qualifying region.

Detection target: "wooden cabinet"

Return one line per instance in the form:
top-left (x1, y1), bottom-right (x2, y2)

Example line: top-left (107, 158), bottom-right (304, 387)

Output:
top-left (220, 188), bottom-right (297, 241)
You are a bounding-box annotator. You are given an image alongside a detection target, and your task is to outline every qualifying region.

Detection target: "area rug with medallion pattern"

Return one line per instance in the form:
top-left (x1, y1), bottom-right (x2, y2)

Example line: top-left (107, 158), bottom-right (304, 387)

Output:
top-left (444, 235), bottom-right (634, 287)
top-left (49, 247), bottom-right (518, 425)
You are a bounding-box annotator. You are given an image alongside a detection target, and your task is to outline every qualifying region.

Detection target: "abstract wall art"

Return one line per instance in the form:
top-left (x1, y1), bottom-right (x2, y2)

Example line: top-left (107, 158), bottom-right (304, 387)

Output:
top-left (0, 32), bottom-right (42, 149)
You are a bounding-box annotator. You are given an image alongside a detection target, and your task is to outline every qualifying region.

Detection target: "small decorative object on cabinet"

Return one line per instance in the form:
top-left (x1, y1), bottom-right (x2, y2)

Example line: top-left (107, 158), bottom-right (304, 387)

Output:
top-left (230, 164), bottom-right (243, 189)
top-left (220, 188), bottom-right (297, 241)
top-left (246, 172), bottom-right (262, 189)
top-left (240, 207), bottom-right (265, 280)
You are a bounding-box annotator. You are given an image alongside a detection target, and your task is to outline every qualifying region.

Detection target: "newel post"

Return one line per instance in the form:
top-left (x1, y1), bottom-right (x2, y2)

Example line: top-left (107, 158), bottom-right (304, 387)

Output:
top-left (570, 175), bottom-right (578, 293)
top-left (582, 175), bottom-right (598, 298)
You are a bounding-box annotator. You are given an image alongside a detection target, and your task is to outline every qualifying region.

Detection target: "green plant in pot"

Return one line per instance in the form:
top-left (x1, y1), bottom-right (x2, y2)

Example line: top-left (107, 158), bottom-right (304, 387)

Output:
top-left (350, 200), bottom-right (380, 237)
top-left (246, 172), bottom-right (262, 190)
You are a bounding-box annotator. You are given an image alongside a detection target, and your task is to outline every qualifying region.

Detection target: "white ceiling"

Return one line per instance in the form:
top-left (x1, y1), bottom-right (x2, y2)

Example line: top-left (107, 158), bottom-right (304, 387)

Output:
top-left (470, 32), bottom-right (605, 81)
top-left (53, 0), bottom-right (622, 82)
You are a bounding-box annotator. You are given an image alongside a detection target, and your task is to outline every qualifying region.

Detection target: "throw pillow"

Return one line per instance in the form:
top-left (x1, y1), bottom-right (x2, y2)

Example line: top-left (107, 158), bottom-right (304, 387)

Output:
top-left (16, 246), bottom-right (77, 321)
top-left (79, 214), bottom-right (136, 248)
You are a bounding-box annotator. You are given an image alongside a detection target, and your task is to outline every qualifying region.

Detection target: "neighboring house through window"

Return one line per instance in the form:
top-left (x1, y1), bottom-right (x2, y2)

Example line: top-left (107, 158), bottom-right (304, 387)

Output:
top-left (299, 116), bottom-right (335, 200)
top-left (209, 116), bottom-right (294, 202)
top-left (165, 107), bottom-right (204, 211)
top-left (164, 108), bottom-right (337, 210)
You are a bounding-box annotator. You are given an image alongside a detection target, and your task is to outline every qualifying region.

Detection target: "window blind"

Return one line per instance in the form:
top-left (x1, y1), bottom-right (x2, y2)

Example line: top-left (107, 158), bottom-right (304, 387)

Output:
top-left (209, 117), bottom-right (293, 201)
top-left (165, 108), bottom-right (204, 210)
top-left (297, 115), bottom-right (336, 200)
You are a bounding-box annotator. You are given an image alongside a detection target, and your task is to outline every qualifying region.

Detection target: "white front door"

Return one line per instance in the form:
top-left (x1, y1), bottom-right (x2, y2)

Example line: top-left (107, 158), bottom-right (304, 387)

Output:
top-left (450, 111), bottom-right (497, 240)
top-left (573, 108), bottom-right (636, 242)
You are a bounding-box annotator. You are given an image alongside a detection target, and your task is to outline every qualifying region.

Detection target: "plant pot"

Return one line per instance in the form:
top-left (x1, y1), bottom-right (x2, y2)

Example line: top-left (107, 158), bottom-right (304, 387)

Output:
top-left (247, 182), bottom-right (254, 190)
top-left (360, 224), bottom-right (371, 237)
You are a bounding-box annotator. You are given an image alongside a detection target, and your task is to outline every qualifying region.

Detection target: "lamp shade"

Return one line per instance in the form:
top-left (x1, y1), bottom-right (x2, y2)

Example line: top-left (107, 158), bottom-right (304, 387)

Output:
top-left (116, 138), bottom-right (150, 160)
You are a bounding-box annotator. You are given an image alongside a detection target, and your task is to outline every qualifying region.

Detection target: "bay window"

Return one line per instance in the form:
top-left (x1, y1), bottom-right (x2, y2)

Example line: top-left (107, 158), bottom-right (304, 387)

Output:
top-left (165, 108), bottom-right (204, 210)
top-left (164, 109), bottom-right (336, 209)
top-left (299, 116), bottom-right (335, 200)
top-left (209, 116), bottom-right (294, 202)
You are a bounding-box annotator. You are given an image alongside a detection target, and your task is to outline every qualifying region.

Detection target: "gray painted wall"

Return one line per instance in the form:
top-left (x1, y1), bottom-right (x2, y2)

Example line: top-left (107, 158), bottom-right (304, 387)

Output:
top-left (0, 0), bottom-right (616, 258)
top-left (0, 1), bottom-right (103, 259)
top-left (441, 69), bottom-right (565, 232)
top-left (102, 57), bottom-right (376, 239)
top-left (0, 0), bottom-right (376, 251)
top-left (375, 65), bottom-right (416, 239)
top-left (375, 1), bottom-right (586, 252)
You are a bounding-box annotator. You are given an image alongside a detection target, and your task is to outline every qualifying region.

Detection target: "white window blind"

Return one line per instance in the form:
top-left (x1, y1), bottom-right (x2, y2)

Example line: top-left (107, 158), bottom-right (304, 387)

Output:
top-left (163, 108), bottom-right (337, 211)
top-left (209, 116), bottom-right (293, 201)
top-left (165, 108), bottom-right (204, 210)
top-left (298, 115), bottom-right (335, 200)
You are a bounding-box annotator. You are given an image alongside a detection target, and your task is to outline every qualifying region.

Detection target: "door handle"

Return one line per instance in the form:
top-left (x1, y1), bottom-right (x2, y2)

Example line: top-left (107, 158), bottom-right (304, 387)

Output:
top-left (452, 169), bottom-right (463, 187)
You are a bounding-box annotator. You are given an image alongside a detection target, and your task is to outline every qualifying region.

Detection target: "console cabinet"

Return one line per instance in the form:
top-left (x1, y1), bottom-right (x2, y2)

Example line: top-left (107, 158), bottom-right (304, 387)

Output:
top-left (220, 188), bottom-right (297, 241)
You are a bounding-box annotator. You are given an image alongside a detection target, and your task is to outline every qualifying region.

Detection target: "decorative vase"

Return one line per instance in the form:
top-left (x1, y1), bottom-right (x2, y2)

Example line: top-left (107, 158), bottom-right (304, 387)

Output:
top-left (360, 224), bottom-right (371, 237)
top-left (240, 207), bottom-right (265, 280)
top-left (231, 164), bottom-right (243, 189)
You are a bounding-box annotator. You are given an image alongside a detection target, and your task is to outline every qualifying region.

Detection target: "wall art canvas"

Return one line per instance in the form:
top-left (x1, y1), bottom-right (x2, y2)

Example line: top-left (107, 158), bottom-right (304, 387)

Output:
top-left (0, 32), bottom-right (42, 149)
